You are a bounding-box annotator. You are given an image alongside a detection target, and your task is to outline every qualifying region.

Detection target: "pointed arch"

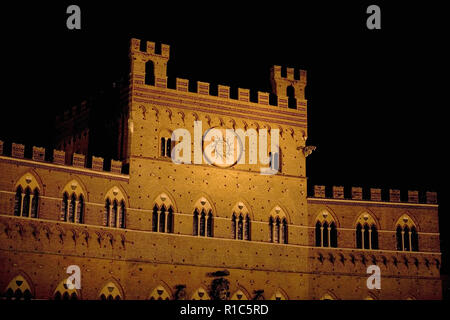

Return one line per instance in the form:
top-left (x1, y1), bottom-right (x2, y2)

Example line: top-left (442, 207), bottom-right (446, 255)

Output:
top-left (4, 273), bottom-right (34, 300)
top-left (14, 172), bottom-right (42, 218)
top-left (395, 213), bottom-right (419, 252)
top-left (53, 279), bottom-right (80, 300)
top-left (152, 191), bottom-right (177, 213)
top-left (191, 286), bottom-right (210, 300)
top-left (354, 210), bottom-right (380, 229)
top-left (314, 208), bottom-right (339, 227)
top-left (149, 283), bottom-right (172, 300)
top-left (61, 179), bottom-right (87, 224)
top-left (314, 208), bottom-right (339, 248)
top-left (230, 287), bottom-right (250, 301)
top-left (395, 213), bottom-right (418, 230)
top-left (270, 288), bottom-right (289, 300)
top-left (268, 205), bottom-right (290, 244)
top-left (231, 201), bottom-right (252, 241)
top-left (152, 192), bottom-right (176, 233)
top-left (61, 178), bottom-right (88, 202)
top-left (354, 211), bottom-right (378, 250)
top-left (104, 186), bottom-right (128, 228)
top-left (320, 291), bottom-right (338, 300)
top-left (193, 195), bottom-right (215, 237)
top-left (14, 170), bottom-right (43, 194)
top-left (99, 279), bottom-right (124, 300)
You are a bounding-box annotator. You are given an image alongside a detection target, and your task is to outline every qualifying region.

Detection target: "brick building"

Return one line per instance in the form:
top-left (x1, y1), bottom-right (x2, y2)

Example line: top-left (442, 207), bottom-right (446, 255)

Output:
top-left (0, 39), bottom-right (441, 300)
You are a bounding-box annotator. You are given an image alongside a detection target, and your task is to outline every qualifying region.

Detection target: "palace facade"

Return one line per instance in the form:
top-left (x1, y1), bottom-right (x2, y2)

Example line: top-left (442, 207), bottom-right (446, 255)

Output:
top-left (0, 39), bottom-right (441, 300)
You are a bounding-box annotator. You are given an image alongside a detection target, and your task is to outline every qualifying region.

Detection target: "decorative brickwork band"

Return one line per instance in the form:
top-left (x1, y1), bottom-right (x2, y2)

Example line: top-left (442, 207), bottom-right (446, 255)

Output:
top-left (408, 191), bottom-right (419, 203)
top-left (111, 160), bottom-right (122, 174)
top-left (53, 150), bottom-right (65, 165)
top-left (332, 186), bottom-right (344, 199)
top-left (73, 153), bottom-right (86, 168)
top-left (238, 88), bottom-right (250, 102)
top-left (197, 81), bottom-right (210, 95)
top-left (370, 188), bottom-right (382, 201)
top-left (0, 140), bottom-right (3, 155)
top-left (278, 96), bottom-right (288, 108)
top-left (258, 92), bottom-right (269, 105)
top-left (32, 146), bottom-right (45, 162)
top-left (426, 192), bottom-right (437, 204)
top-left (314, 185), bottom-right (325, 198)
top-left (218, 85), bottom-right (230, 99)
top-left (389, 189), bottom-right (401, 202)
top-left (176, 78), bottom-right (189, 92)
top-left (92, 156), bottom-right (104, 171)
top-left (155, 77), bottom-right (167, 88)
top-left (351, 187), bottom-right (362, 200)
top-left (12, 143), bottom-right (25, 159)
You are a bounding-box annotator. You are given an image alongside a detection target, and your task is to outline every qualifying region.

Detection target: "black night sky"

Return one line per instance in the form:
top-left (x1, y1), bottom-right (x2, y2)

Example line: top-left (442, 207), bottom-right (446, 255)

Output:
top-left (0, 1), bottom-right (447, 297)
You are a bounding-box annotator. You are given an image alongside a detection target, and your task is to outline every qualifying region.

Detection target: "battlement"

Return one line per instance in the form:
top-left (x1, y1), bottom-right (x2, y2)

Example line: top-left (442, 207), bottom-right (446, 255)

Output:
top-left (0, 141), bottom-right (125, 175)
top-left (271, 65), bottom-right (307, 82)
top-left (130, 38), bottom-right (170, 58)
top-left (310, 185), bottom-right (438, 205)
top-left (170, 78), bottom-right (307, 110)
top-left (130, 38), bottom-right (307, 111)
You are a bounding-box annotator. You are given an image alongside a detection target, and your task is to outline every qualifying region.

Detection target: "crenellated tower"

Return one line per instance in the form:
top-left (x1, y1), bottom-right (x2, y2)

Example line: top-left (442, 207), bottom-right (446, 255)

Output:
top-left (270, 65), bottom-right (307, 100)
top-left (129, 38), bottom-right (170, 88)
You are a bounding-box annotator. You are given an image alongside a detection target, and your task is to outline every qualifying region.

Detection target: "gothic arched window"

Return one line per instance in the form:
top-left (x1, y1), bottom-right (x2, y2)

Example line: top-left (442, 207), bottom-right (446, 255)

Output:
top-left (22, 188), bottom-right (31, 217)
top-left (152, 205), bottom-right (159, 232)
top-left (282, 218), bottom-right (288, 244)
top-left (14, 186), bottom-right (22, 216)
top-left (111, 200), bottom-right (118, 228)
top-left (200, 210), bottom-right (206, 236)
top-left (396, 226), bottom-right (403, 251)
top-left (315, 221), bottom-right (322, 247)
top-left (159, 205), bottom-right (166, 232)
top-left (269, 216), bottom-right (274, 243)
top-left (355, 213), bottom-right (378, 250)
top-left (69, 193), bottom-right (76, 223)
top-left (104, 187), bottom-right (126, 229)
top-left (104, 199), bottom-right (111, 227)
top-left (330, 222), bottom-right (338, 248)
top-left (153, 194), bottom-right (175, 233)
top-left (231, 202), bottom-right (251, 241)
top-left (193, 209), bottom-right (199, 236)
top-left (167, 206), bottom-right (173, 233)
top-left (322, 222), bottom-right (329, 248)
top-left (231, 213), bottom-right (236, 239)
top-left (31, 188), bottom-right (39, 218)
top-left (356, 223), bottom-right (363, 249)
top-left (371, 225), bottom-right (379, 249)
top-left (76, 195), bottom-right (84, 224)
top-left (315, 210), bottom-right (338, 248)
top-left (237, 214), bottom-right (243, 240)
top-left (119, 201), bottom-right (126, 228)
top-left (245, 215), bottom-right (251, 241)
top-left (411, 226), bottom-right (419, 252)
top-left (207, 211), bottom-right (213, 237)
top-left (61, 180), bottom-right (86, 224)
top-left (395, 214), bottom-right (418, 252)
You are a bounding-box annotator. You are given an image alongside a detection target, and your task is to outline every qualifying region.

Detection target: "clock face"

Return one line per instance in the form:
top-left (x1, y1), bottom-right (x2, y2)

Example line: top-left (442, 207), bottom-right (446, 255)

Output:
top-left (202, 126), bottom-right (244, 168)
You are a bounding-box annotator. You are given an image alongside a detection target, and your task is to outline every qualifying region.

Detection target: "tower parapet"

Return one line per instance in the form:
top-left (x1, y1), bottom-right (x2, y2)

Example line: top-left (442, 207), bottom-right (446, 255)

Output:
top-left (0, 141), bottom-right (125, 175)
top-left (130, 38), bottom-right (308, 112)
top-left (270, 65), bottom-right (307, 100)
top-left (130, 38), bottom-right (170, 88)
top-left (311, 185), bottom-right (437, 205)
